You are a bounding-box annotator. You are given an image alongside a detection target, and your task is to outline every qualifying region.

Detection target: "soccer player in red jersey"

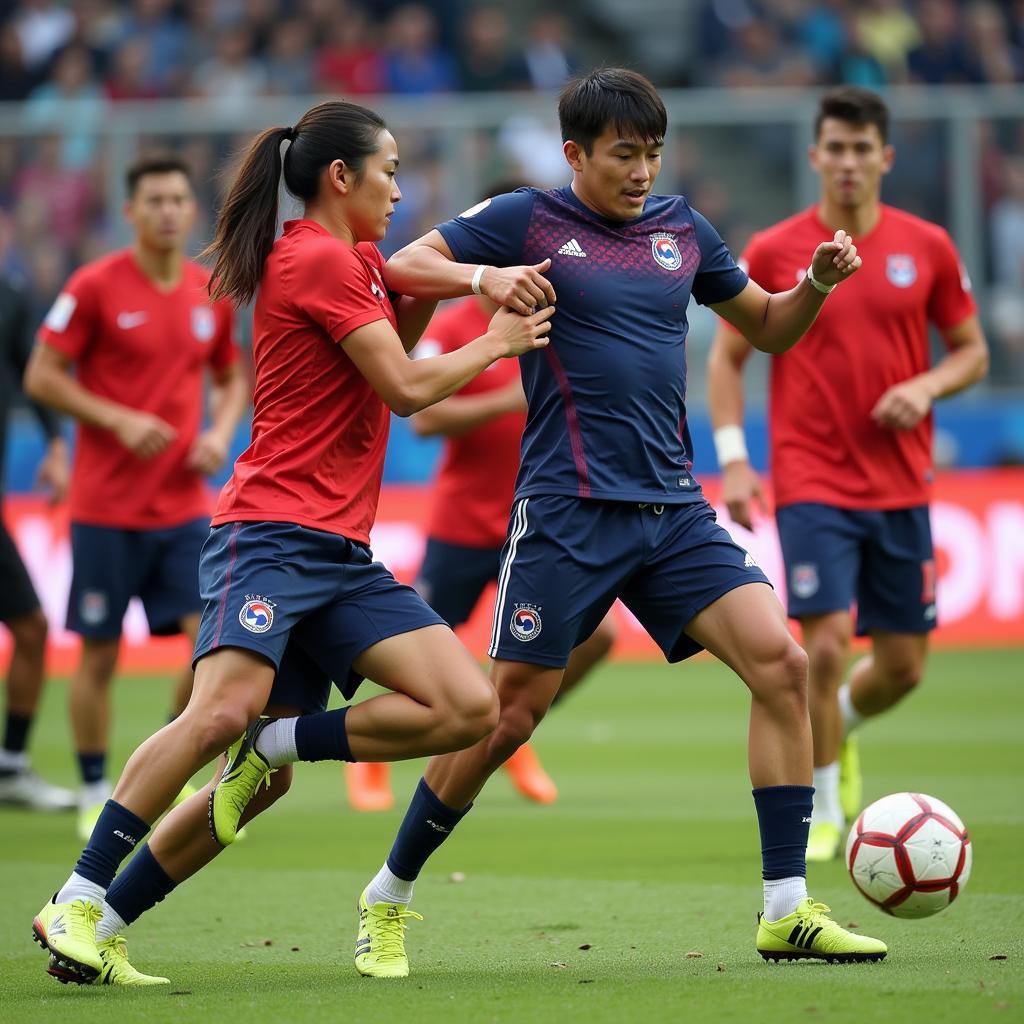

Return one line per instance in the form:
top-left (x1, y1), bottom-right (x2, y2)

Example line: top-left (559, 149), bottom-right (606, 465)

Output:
top-left (25, 154), bottom-right (247, 841)
top-left (708, 88), bottom-right (989, 862)
top-left (31, 100), bottom-right (554, 987)
top-left (346, 268), bottom-right (617, 811)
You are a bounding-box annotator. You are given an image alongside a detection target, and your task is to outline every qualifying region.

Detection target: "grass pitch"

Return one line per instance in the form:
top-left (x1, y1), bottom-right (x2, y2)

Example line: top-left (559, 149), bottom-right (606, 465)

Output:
top-left (1, 648), bottom-right (1021, 1023)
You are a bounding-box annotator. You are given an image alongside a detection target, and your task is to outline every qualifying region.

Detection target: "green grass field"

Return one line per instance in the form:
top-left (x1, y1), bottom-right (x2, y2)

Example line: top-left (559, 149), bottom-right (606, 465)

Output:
top-left (2, 648), bottom-right (1021, 1023)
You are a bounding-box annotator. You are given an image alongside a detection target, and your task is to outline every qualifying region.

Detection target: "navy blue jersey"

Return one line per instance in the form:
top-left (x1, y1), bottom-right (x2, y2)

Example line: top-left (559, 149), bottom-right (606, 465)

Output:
top-left (437, 186), bottom-right (747, 504)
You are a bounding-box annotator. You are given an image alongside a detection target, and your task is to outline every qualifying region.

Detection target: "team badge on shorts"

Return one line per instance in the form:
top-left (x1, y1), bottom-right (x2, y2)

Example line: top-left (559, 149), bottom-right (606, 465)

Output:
top-left (790, 563), bottom-right (819, 599)
top-left (80, 591), bottom-right (108, 626)
top-left (191, 306), bottom-right (216, 342)
top-left (886, 254), bottom-right (917, 288)
top-left (650, 232), bottom-right (683, 271)
top-left (239, 596), bottom-right (275, 634)
top-left (510, 603), bottom-right (543, 642)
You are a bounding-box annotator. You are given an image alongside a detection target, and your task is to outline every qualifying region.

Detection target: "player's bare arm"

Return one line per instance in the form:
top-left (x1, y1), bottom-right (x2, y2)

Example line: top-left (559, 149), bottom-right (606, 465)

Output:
top-left (35, 435), bottom-right (69, 504)
top-left (187, 360), bottom-right (249, 475)
top-left (412, 378), bottom-right (525, 438)
top-left (711, 230), bottom-right (861, 354)
top-left (871, 315), bottom-right (989, 431)
top-left (24, 342), bottom-right (176, 459)
top-left (707, 323), bottom-right (766, 531)
top-left (393, 296), bottom-right (441, 353)
top-left (385, 231), bottom-right (557, 316)
top-left (341, 306), bottom-right (552, 417)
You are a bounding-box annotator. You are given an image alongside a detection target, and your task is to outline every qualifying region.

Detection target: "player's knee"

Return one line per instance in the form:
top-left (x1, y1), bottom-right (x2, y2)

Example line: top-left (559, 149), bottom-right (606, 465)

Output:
top-left (807, 632), bottom-right (850, 691)
top-left (80, 641), bottom-right (120, 685)
top-left (881, 656), bottom-right (924, 698)
top-left (191, 705), bottom-right (252, 761)
top-left (489, 703), bottom-right (537, 761)
top-left (443, 676), bottom-right (499, 748)
top-left (753, 640), bottom-right (808, 709)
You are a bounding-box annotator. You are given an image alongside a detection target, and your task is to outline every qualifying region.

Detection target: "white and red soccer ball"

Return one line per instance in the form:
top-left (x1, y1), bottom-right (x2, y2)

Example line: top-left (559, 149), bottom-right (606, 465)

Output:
top-left (846, 792), bottom-right (972, 919)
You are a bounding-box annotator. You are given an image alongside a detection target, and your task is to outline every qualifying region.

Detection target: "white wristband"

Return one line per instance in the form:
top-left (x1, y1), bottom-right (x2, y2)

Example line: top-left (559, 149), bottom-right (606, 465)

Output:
top-left (713, 424), bottom-right (749, 467)
top-left (805, 264), bottom-right (834, 294)
top-left (471, 264), bottom-right (487, 295)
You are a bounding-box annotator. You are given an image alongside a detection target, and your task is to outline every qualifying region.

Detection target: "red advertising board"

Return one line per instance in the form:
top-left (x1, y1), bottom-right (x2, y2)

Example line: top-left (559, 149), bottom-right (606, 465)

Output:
top-left (3, 470), bottom-right (1022, 673)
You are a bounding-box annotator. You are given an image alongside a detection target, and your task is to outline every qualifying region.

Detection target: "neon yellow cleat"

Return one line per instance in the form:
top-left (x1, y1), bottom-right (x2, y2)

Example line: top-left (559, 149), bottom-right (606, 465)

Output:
top-left (806, 821), bottom-right (842, 862)
top-left (839, 735), bottom-right (862, 822)
top-left (757, 898), bottom-right (886, 963)
top-left (354, 887), bottom-right (423, 978)
top-left (95, 936), bottom-right (169, 985)
top-left (208, 717), bottom-right (275, 847)
top-left (33, 897), bottom-right (103, 983)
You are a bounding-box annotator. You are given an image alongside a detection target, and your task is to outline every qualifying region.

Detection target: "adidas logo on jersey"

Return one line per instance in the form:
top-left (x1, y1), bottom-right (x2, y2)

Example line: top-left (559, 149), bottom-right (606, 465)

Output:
top-left (557, 238), bottom-right (587, 258)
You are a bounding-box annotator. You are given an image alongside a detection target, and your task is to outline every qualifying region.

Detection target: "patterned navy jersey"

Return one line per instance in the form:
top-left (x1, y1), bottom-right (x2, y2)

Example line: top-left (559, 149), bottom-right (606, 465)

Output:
top-left (437, 186), bottom-right (747, 504)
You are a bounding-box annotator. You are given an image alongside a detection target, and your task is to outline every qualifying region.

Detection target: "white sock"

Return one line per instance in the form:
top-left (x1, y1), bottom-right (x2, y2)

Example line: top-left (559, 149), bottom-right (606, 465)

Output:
top-left (95, 902), bottom-right (127, 941)
top-left (254, 718), bottom-right (298, 768)
top-left (365, 862), bottom-right (415, 906)
top-left (79, 778), bottom-right (112, 809)
top-left (0, 749), bottom-right (28, 772)
top-left (56, 871), bottom-right (107, 907)
top-left (838, 683), bottom-right (864, 734)
top-left (812, 761), bottom-right (843, 828)
top-left (763, 876), bottom-right (808, 922)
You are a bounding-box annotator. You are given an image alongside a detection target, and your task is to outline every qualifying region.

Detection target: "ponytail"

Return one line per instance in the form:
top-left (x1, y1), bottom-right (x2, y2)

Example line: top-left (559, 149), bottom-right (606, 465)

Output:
top-left (204, 125), bottom-right (291, 305)
top-left (205, 101), bottom-right (387, 307)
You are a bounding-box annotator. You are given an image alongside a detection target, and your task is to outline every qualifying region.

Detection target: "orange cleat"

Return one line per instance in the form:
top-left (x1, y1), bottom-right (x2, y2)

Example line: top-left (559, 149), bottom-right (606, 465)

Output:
top-left (502, 743), bottom-right (557, 805)
top-left (345, 762), bottom-right (394, 812)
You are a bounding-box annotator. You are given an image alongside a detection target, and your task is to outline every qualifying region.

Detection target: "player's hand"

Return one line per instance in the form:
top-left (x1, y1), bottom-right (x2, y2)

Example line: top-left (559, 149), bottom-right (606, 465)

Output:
top-left (721, 459), bottom-right (767, 531)
top-left (35, 437), bottom-right (69, 505)
top-left (186, 429), bottom-right (230, 475)
top-left (479, 259), bottom-right (557, 316)
top-left (112, 409), bottom-right (177, 459)
top-left (488, 304), bottom-right (555, 358)
top-left (810, 229), bottom-right (862, 287)
top-left (871, 377), bottom-right (934, 430)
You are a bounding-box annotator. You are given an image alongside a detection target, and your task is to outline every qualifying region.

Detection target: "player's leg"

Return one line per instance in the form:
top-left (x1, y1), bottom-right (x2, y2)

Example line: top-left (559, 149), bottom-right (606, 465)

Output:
top-left (844, 631), bottom-right (929, 719)
top-left (776, 503), bottom-right (862, 860)
top-left (0, 526), bottom-right (74, 809)
top-left (169, 612), bottom-right (201, 720)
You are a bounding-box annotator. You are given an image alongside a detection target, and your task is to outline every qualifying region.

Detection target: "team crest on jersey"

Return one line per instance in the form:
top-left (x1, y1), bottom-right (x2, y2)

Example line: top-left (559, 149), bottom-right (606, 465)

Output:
top-left (80, 591), bottom-right (108, 626)
top-left (650, 232), bottom-right (682, 271)
top-left (239, 595), bottom-right (275, 634)
top-left (191, 306), bottom-right (216, 342)
top-left (510, 602), bottom-right (542, 642)
top-left (790, 563), bottom-right (819, 600)
top-left (886, 254), bottom-right (917, 288)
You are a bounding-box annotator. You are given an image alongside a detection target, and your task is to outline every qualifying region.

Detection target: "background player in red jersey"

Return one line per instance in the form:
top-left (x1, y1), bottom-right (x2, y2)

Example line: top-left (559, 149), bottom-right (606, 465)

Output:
top-left (25, 154), bottom-right (247, 839)
top-left (345, 199), bottom-right (618, 810)
top-left (708, 87), bottom-right (989, 861)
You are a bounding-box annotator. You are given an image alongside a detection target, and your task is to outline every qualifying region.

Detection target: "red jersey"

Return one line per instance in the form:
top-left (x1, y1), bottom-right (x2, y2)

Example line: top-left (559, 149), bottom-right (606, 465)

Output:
top-left (38, 250), bottom-right (238, 529)
top-left (417, 298), bottom-right (525, 548)
top-left (735, 205), bottom-right (975, 509)
top-left (213, 220), bottom-right (396, 544)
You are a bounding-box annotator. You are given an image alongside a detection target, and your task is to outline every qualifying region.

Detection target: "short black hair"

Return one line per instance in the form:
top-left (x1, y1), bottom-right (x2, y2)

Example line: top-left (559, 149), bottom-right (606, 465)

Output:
top-left (126, 153), bottom-right (194, 196)
top-left (815, 87), bottom-right (890, 144)
top-left (558, 67), bottom-right (667, 156)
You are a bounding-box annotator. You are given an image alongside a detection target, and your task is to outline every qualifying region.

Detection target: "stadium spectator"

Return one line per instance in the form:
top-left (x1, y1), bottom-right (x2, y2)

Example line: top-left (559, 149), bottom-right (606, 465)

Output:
top-left (854, 0), bottom-right (920, 81)
top-left (105, 39), bottom-right (160, 102)
top-left (0, 21), bottom-right (40, 102)
top-left (188, 24), bottom-right (268, 113)
top-left (964, 0), bottom-right (1022, 85)
top-left (521, 12), bottom-right (581, 91)
top-left (115, 0), bottom-right (188, 95)
top-left (11, 0), bottom-right (75, 73)
top-left (313, 4), bottom-right (387, 96)
top-left (382, 4), bottom-right (457, 95)
top-left (457, 6), bottom-right (528, 92)
top-left (907, 0), bottom-right (983, 84)
top-left (264, 17), bottom-right (315, 96)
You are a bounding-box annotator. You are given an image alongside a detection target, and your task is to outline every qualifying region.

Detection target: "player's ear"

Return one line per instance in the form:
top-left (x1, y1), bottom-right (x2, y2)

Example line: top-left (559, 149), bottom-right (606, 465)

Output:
top-left (881, 144), bottom-right (895, 176)
top-left (808, 143), bottom-right (820, 173)
top-left (326, 158), bottom-right (351, 196)
top-left (563, 139), bottom-right (585, 172)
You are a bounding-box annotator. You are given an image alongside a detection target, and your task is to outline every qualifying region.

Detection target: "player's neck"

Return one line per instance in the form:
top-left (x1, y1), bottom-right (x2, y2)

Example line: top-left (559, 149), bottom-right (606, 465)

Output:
top-left (816, 196), bottom-right (882, 239)
top-left (132, 244), bottom-right (184, 291)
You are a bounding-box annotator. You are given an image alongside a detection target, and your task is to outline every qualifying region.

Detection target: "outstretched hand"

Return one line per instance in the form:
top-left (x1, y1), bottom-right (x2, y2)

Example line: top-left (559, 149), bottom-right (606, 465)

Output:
top-left (479, 259), bottom-right (557, 315)
top-left (810, 229), bottom-right (862, 287)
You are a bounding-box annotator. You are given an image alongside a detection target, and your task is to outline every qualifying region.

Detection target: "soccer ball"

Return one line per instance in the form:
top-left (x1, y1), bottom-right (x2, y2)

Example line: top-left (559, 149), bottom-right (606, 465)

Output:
top-left (845, 792), bottom-right (972, 919)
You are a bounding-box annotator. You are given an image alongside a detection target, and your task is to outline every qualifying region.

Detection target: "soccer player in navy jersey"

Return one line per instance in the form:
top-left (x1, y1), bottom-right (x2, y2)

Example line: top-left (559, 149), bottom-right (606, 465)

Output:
top-left (351, 68), bottom-right (886, 975)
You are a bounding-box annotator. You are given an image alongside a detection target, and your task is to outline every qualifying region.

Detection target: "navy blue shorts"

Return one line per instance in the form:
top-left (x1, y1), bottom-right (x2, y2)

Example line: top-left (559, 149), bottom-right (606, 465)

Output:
top-left (0, 518), bottom-right (40, 622)
top-left (193, 521), bottom-right (445, 713)
top-left (415, 537), bottom-right (501, 628)
top-left (776, 503), bottom-right (936, 635)
top-left (489, 496), bottom-right (770, 668)
top-left (67, 517), bottom-right (208, 640)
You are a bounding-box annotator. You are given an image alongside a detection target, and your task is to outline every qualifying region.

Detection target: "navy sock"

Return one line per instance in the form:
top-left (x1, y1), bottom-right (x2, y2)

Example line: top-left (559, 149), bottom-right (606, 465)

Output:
top-left (294, 707), bottom-right (354, 762)
top-left (3, 711), bottom-right (32, 755)
top-left (78, 751), bottom-right (106, 784)
top-left (74, 800), bottom-right (150, 889)
top-left (752, 785), bottom-right (814, 879)
top-left (105, 843), bottom-right (177, 926)
top-left (386, 777), bottom-right (471, 882)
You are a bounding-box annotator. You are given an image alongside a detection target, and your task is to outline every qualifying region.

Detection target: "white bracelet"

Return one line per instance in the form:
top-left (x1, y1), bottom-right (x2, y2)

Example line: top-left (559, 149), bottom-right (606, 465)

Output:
top-left (805, 264), bottom-right (834, 294)
top-left (713, 424), bottom-right (749, 467)
top-left (471, 264), bottom-right (487, 295)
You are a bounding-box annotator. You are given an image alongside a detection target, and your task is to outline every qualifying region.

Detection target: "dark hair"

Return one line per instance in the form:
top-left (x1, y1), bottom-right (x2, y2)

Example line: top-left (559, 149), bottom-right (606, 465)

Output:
top-left (558, 68), bottom-right (667, 156)
top-left (204, 100), bottom-right (387, 304)
top-left (126, 153), bottom-right (193, 197)
top-left (815, 87), bottom-right (890, 143)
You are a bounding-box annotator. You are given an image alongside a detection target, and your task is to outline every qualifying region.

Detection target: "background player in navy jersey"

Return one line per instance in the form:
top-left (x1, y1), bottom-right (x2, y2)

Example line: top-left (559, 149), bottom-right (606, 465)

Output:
top-left (707, 87), bottom-right (988, 861)
top-left (350, 67), bottom-right (886, 976)
top-left (0, 270), bottom-right (74, 812)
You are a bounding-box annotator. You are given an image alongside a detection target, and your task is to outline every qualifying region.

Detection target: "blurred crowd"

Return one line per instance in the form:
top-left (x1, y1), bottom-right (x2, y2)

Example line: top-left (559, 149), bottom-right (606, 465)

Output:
top-left (0, 0), bottom-right (1022, 387)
